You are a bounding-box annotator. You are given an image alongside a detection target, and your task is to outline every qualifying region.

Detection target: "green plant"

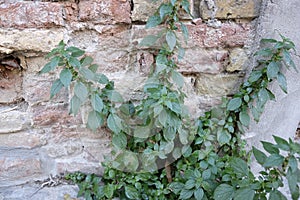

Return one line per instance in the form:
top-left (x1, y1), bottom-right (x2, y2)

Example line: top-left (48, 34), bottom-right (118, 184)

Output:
top-left (40, 0), bottom-right (300, 199)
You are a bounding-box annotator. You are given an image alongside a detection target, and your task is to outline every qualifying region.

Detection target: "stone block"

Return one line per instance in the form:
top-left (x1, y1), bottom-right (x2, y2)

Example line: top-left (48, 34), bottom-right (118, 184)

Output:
top-left (43, 140), bottom-right (83, 158)
top-left (0, 2), bottom-right (64, 29)
top-left (195, 73), bottom-right (244, 97)
top-left (178, 48), bottom-right (228, 74)
top-left (0, 29), bottom-right (64, 54)
top-left (0, 66), bottom-right (22, 103)
top-left (0, 111), bottom-right (30, 134)
top-left (226, 48), bottom-right (249, 72)
top-left (200, 0), bottom-right (262, 20)
top-left (78, 0), bottom-right (131, 24)
top-left (0, 131), bottom-right (44, 149)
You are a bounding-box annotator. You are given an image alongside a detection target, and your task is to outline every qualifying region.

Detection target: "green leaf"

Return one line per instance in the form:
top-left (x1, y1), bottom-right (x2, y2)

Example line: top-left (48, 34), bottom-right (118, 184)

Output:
top-left (227, 97), bottom-right (242, 111)
top-left (252, 147), bottom-right (267, 165)
top-left (214, 184), bottom-right (234, 200)
top-left (108, 90), bottom-right (124, 102)
top-left (96, 73), bottom-right (109, 84)
top-left (178, 46), bottom-right (185, 60)
top-left (180, 22), bottom-right (189, 42)
top-left (217, 130), bottom-right (231, 144)
top-left (134, 126), bottom-right (150, 138)
top-left (66, 46), bottom-right (85, 57)
top-left (263, 154), bottom-right (284, 168)
top-left (239, 111), bottom-right (250, 127)
top-left (112, 132), bottom-right (127, 149)
top-left (171, 70), bottom-right (184, 88)
top-left (273, 135), bottom-right (290, 151)
top-left (231, 158), bottom-right (249, 177)
top-left (283, 49), bottom-right (298, 72)
top-left (202, 168), bottom-right (211, 180)
top-left (103, 184), bottom-right (114, 199)
top-left (184, 179), bottom-right (195, 190)
top-left (164, 126), bottom-right (176, 141)
top-left (194, 188), bottom-right (204, 200)
top-left (74, 82), bottom-right (88, 102)
top-left (80, 56), bottom-right (93, 67)
top-left (261, 38), bottom-right (278, 43)
top-left (288, 156), bottom-right (298, 173)
top-left (125, 186), bottom-right (139, 200)
top-left (146, 14), bottom-right (162, 28)
top-left (107, 114), bottom-right (122, 133)
top-left (89, 64), bottom-right (98, 73)
top-left (139, 35), bottom-right (160, 47)
top-left (70, 95), bottom-right (81, 115)
top-left (287, 168), bottom-right (299, 200)
top-left (50, 79), bottom-right (64, 98)
top-left (79, 67), bottom-right (95, 80)
top-left (267, 61), bottom-right (280, 79)
top-left (40, 56), bottom-right (60, 74)
top-left (277, 73), bottom-right (287, 93)
top-left (68, 57), bottom-right (81, 68)
top-left (166, 30), bottom-right (177, 51)
top-left (91, 93), bottom-right (103, 112)
top-left (269, 190), bottom-right (288, 200)
top-left (59, 68), bottom-right (72, 87)
top-left (234, 188), bottom-right (255, 200)
top-left (158, 109), bottom-right (168, 127)
top-left (261, 141), bottom-right (280, 154)
top-left (179, 128), bottom-right (189, 145)
top-left (179, 189), bottom-right (194, 199)
top-left (159, 3), bottom-right (173, 19)
top-left (258, 88), bottom-right (269, 107)
top-left (87, 110), bottom-right (103, 131)
top-left (181, 0), bottom-right (191, 16)
top-left (248, 70), bottom-right (262, 83)
top-left (169, 182), bottom-right (184, 195)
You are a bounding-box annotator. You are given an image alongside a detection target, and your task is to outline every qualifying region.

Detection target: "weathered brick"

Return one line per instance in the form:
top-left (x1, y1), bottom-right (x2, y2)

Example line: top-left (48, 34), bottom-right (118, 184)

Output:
top-left (0, 131), bottom-right (44, 149)
top-left (195, 73), bottom-right (244, 97)
top-left (178, 48), bottom-right (228, 74)
top-left (78, 0), bottom-right (131, 24)
top-left (0, 67), bottom-right (22, 103)
top-left (0, 153), bottom-right (42, 183)
top-left (0, 111), bottom-right (30, 134)
top-left (200, 0), bottom-right (262, 20)
top-left (0, 2), bottom-right (64, 29)
top-left (187, 21), bottom-right (253, 48)
top-left (226, 48), bottom-right (249, 72)
top-left (0, 29), bottom-right (64, 53)
top-left (43, 140), bottom-right (83, 158)
top-left (32, 104), bottom-right (82, 127)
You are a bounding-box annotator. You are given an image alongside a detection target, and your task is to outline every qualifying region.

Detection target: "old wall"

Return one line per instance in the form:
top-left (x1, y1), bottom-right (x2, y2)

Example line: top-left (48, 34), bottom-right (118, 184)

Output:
top-left (0, 0), bottom-right (262, 198)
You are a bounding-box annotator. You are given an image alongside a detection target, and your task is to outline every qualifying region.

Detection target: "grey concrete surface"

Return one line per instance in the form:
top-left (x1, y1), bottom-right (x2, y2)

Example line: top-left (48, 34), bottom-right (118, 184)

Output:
top-left (245, 0), bottom-right (300, 198)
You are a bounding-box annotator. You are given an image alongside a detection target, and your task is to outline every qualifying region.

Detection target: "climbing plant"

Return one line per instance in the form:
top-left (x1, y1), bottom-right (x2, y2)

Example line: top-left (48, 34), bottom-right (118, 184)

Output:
top-left (40, 0), bottom-right (300, 199)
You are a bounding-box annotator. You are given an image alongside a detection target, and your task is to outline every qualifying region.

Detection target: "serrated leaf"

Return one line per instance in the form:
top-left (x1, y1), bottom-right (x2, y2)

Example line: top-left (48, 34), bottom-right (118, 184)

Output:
top-left (59, 68), bottom-right (72, 87)
top-left (234, 188), bottom-right (255, 200)
top-left (112, 132), bottom-right (127, 149)
top-left (231, 158), bottom-right (249, 177)
top-left (159, 3), bottom-right (173, 19)
top-left (239, 111), bottom-right (250, 127)
top-left (252, 147), bottom-right (267, 165)
top-left (91, 93), bottom-right (103, 112)
top-left (227, 97), bottom-right (242, 111)
top-left (79, 67), bottom-right (95, 80)
top-left (261, 141), bottom-right (279, 154)
top-left (179, 189), bottom-right (194, 199)
top-left (74, 82), bottom-right (88, 102)
top-left (169, 182), bottom-right (184, 195)
top-left (80, 56), bottom-right (93, 67)
top-left (146, 14), bottom-right (162, 28)
top-left (166, 30), bottom-right (177, 51)
top-left (66, 46), bottom-right (85, 57)
top-left (194, 188), bottom-right (204, 200)
top-left (214, 184), bottom-right (234, 200)
top-left (267, 61), bottom-right (280, 79)
top-left (263, 154), bottom-right (284, 168)
top-left (125, 186), bottom-right (140, 200)
top-left (50, 79), bottom-right (64, 98)
top-left (139, 35), bottom-right (159, 47)
top-left (171, 70), bottom-right (184, 88)
top-left (68, 57), bottom-right (81, 68)
top-left (70, 95), bottom-right (81, 115)
top-left (87, 110), bottom-right (103, 131)
top-left (217, 130), bottom-right (231, 144)
top-left (277, 73), bottom-right (287, 93)
top-left (184, 179), bottom-right (195, 190)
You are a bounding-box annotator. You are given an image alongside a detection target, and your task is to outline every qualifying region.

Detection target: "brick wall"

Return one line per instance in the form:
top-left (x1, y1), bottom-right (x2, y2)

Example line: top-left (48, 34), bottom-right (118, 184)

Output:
top-left (0, 0), bottom-right (262, 198)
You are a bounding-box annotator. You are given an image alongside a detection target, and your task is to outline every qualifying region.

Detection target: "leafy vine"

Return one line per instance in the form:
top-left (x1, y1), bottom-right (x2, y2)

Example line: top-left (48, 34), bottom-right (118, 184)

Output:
top-left (40, 0), bottom-right (300, 199)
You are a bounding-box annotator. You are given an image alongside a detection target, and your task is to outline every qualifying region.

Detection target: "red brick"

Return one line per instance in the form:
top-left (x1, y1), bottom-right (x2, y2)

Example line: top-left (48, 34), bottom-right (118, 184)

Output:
top-left (78, 0), bottom-right (131, 24)
top-left (0, 2), bottom-right (64, 29)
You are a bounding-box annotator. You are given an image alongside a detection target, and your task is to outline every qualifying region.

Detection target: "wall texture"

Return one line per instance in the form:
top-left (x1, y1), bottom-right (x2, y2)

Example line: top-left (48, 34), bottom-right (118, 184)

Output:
top-left (0, 0), bottom-right (264, 199)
